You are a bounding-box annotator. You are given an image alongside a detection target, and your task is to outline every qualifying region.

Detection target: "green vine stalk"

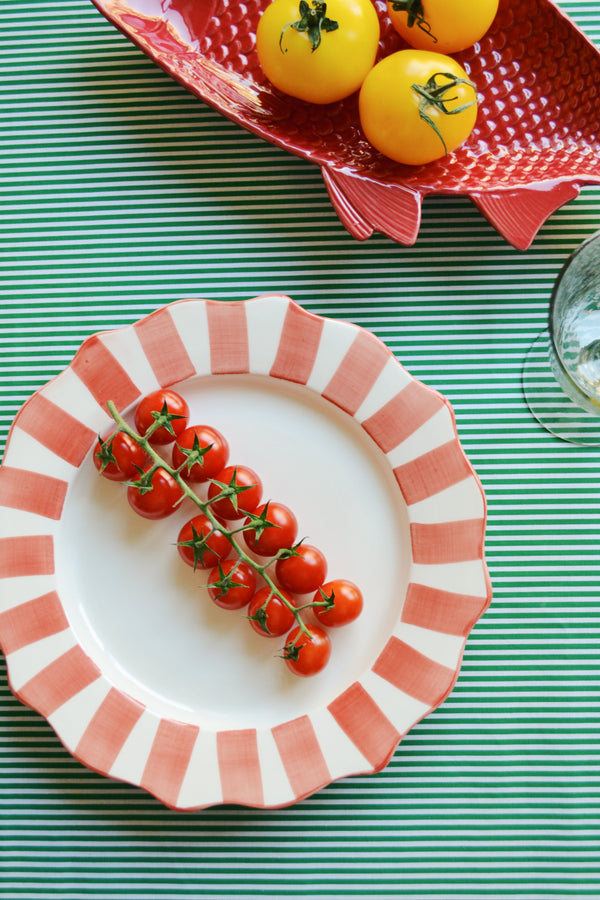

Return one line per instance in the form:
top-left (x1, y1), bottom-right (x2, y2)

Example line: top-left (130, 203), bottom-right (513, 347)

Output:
top-left (103, 400), bottom-right (326, 640)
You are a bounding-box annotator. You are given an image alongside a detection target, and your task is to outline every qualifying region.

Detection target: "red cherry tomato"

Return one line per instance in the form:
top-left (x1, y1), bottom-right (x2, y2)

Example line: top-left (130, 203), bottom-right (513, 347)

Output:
top-left (172, 424), bottom-right (229, 482)
top-left (314, 579), bottom-right (363, 627)
top-left (243, 502), bottom-right (298, 557)
top-left (177, 514), bottom-right (232, 570)
top-left (126, 466), bottom-right (184, 519)
top-left (134, 389), bottom-right (189, 445)
top-left (207, 559), bottom-right (257, 610)
top-left (207, 465), bottom-right (262, 521)
top-left (247, 586), bottom-right (296, 637)
top-left (93, 431), bottom-right (146, 481)
top-left (283, 625), bottom-right (331, 677)
top-left (275, 544), bottom-right (328, 594)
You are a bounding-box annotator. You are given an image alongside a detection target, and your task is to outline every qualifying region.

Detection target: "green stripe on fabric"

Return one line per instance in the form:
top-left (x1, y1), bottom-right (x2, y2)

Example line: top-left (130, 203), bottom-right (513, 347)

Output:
top-left (1, 1), bottom-right (600, 898)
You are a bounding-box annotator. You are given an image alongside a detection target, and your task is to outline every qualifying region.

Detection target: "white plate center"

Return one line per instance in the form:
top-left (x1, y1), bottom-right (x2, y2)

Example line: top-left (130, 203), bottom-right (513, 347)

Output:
top-left (56, 374), bottom-right (411, 729)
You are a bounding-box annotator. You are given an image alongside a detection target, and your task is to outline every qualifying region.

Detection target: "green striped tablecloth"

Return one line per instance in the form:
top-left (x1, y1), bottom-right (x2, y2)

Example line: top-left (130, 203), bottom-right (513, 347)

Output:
top-left (1, 2), bottom-right (600, 897)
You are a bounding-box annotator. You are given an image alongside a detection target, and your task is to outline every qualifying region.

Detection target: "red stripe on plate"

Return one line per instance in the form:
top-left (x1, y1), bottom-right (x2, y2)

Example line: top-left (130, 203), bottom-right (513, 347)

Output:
top-left (134, 306), bottom-right (196, 386)
top-left (373, 637), bottom-right (456, 708)
top-left (18, 645), bottom-right (101, 719)
top-left (75, 688), bottom-right (145, 775)
top-left (393, 439), bottom-right (474, 506)
top-left (140, 718), bottom-right (199, 808)
top-left (70, 334), bottom-right (141, 412)
top-left (361, 381), bottom-right (445, 453)
top-left (0, 591), bottom-right (69, 655)
top-left (0, 467), bottom-right (68, 520)
top-left (410, 518), bottom-right (485, 565)
top-left (0, 535), bottom-right (54, 578)
top-left (15, 394), bottom-right (96, 467)
top-left (206, 300), bottom-right (250, 374)
top-left (216, 729), bottom-right (263, 807)
top-left (328, 682), bottom-right (400, 771)
top-left (272, 715), bottom-right (330, 800)
top-left (269, 302), bottom-right (324, 384)
top-left (322, 329), bottom-right (390, 415)
top-left (402, 582), bottom-right (489, 637)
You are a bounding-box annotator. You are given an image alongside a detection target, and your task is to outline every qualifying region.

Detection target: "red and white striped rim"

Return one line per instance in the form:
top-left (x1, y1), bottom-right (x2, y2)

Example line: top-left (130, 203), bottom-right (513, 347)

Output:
top-left (0, 296), bottom-right (492, 810)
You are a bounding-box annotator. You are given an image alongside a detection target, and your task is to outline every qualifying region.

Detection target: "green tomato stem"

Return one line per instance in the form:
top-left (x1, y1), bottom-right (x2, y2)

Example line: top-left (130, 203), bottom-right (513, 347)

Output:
top-left (412, 72), bottom-right (477, 155)
top-left (280, 1), bottom-right (339, 54)
top-left (389, 0), bottom-right (436, 41)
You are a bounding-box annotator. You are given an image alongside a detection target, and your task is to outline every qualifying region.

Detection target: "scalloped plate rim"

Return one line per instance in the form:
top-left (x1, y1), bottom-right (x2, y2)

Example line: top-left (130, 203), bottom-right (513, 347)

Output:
top-left (0, 295), bottom-right (492, 810)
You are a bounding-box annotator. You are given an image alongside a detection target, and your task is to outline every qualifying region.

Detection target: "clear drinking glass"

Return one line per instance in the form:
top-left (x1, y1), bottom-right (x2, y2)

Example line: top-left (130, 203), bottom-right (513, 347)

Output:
top-left (524, 230), bottom-right (600, 446)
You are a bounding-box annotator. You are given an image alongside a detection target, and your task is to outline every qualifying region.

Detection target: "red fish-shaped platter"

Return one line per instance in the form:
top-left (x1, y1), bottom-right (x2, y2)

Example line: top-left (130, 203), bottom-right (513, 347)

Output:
top-left (91, 0), bottom-right (600, 249)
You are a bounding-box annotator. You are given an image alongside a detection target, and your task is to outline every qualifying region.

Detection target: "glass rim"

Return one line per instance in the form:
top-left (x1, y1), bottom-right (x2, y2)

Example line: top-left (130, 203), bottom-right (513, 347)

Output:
top-left (549, 228), bottom-right (600, 336)
top-left (547, 228), bottom-right (600, 414)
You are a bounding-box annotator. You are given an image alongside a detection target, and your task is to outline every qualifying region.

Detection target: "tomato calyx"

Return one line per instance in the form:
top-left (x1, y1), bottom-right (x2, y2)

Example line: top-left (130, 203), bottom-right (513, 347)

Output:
top-left (243, 502), bottom-right (279, 541)
top-left (314, 584), bottom-right (335, 611)
top-left (126, 464), bottom-right (186, 509)
top-left (124, 465), bottom-right (155, 495)
top-left (276, 539), bottom-right (305, 560)
top-left (146, 400), bottom-right (187, 442)
top-left (247, 603), bottom-right (270, 634)
top-left (281, 634), bottom-right (302, 662)
top-left (280, 627), bottom-right (323, 662)
top-left (208, 559), bottom-right (248, 599)
top-left (207, 467), bottom-right (256, 517)
top-left (283, 625), bottom-right (331, 676)
top-left (412, 71), bottom-right (476, 154)
top-left (94, 434), bottom-right (118, 474)
top-left (389, 0), bottom-right (436, 41)
top-left (174, 433), bottom-right (214, 477)
top-left (177, 521), bottom-right (218, 571)
top-left (280, 0), bottom-right (339, 53)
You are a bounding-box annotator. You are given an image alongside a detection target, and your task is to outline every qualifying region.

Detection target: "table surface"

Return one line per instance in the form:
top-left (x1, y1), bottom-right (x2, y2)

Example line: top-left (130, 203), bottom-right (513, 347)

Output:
top-left (1, 2), bottom-right (600, 897)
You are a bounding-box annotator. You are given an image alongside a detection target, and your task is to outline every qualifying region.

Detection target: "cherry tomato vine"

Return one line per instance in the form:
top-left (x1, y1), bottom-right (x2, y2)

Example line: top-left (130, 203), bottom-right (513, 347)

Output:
top-left (95, 391), bottom-right (363, 677)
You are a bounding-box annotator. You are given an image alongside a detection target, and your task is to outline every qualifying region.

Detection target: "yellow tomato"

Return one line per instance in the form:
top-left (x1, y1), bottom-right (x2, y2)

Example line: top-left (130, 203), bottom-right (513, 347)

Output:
top-left (358, 49), bottom-right (478, 166)
top-left (387, 0), bottom-right (499, 54)
top-left (256, 0), bottom-right (380, 104)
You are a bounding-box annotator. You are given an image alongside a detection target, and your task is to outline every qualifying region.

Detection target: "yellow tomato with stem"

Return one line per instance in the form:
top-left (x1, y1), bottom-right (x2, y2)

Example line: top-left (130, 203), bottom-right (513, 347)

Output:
top-left (358, 49), bottom-right (478, 166)
top-left (387, 0), bottom-right (499, 54)
top-left (256, 0), bottom-right (380, 104)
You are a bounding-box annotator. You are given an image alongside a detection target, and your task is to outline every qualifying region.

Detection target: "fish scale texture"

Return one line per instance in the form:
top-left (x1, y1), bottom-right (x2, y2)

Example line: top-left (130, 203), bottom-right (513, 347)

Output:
top-left (185, 0), bottom-right (600, 188)
top-left (93, 0), bottom-right (600, 244)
